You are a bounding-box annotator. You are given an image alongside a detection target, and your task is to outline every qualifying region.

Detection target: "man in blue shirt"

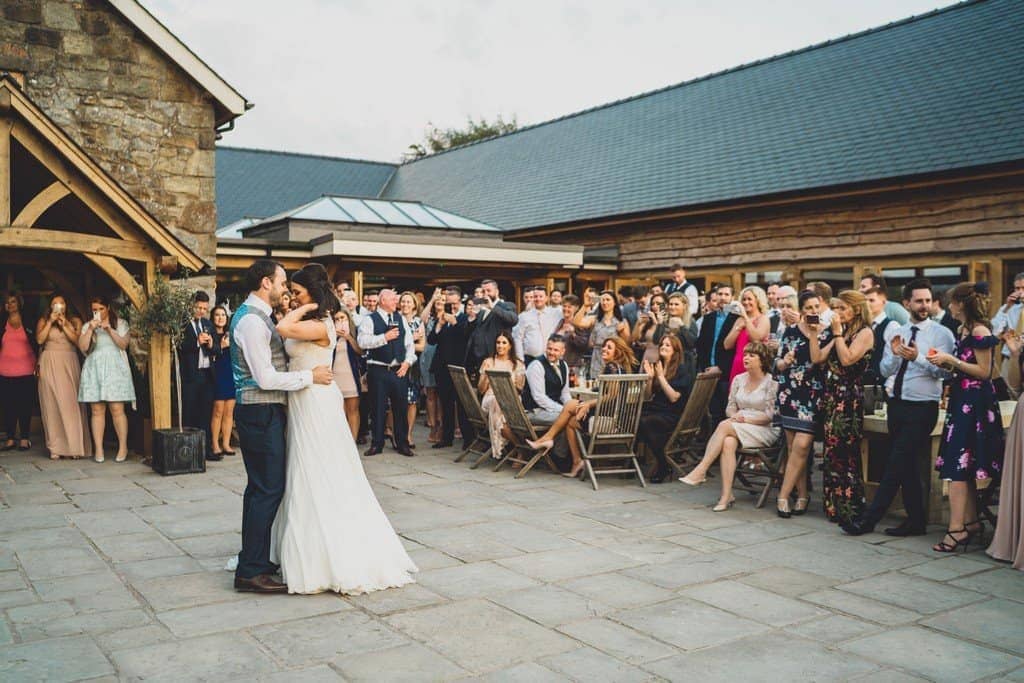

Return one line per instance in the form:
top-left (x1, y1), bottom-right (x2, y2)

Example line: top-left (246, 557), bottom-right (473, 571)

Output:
top-left (842, 278), bottom-right (954, 537)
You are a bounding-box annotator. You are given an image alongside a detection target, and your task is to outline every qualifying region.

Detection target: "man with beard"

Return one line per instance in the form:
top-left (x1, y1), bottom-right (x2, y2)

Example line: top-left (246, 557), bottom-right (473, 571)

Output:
top-left (841, 279), bottom-right (955, 537)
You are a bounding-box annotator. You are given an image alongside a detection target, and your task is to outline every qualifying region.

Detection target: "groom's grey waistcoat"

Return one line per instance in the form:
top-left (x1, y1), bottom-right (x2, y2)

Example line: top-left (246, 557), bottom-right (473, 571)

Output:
top-left (230, 302), bottom-right (287, 405)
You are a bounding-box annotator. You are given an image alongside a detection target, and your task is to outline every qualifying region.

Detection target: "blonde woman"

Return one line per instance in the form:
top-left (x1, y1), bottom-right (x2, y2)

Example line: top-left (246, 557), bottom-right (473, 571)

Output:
top-left (399, 291), bottom-right (425, 447)
top-left (809, 290), bottom-right (874, 524)
top-left (723, 285), bottom-right (770, 383)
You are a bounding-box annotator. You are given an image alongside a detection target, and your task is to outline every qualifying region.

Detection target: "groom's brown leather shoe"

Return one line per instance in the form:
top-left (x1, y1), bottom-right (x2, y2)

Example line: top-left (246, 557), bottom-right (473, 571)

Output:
top-left (397, 446), bottom-right (415, 457)
top-left (234, 574), bottom-right (287, 593)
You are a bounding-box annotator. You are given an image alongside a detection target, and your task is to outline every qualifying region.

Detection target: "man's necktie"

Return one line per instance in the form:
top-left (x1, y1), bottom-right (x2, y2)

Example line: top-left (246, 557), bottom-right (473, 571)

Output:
top-left (892, 325), bottom-right (919, 399)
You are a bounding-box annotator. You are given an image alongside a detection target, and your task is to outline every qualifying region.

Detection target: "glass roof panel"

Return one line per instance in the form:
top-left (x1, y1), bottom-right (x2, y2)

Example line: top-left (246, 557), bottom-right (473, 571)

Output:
top-left (291, 198), bottom-right (350, 222)
top-left (332, 197), bottom-right (385, 224)
top-left (424, 207), bottom-right (500, 231)
top-left (361, 199), bottom-right (416, 225)
top-left (395, 202), bottom-right (447, 227)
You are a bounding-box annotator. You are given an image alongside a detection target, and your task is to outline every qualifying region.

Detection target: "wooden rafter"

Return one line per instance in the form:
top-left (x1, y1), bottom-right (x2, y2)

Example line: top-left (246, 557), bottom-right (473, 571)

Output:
top-left (12, 180), bottom-right (70, 227)
top-left (84, 254), bottom-right (145, 309)
top-left (0, 115), bottom-right (10, 226)
top-left (0, 227), bottom-right (155, 262)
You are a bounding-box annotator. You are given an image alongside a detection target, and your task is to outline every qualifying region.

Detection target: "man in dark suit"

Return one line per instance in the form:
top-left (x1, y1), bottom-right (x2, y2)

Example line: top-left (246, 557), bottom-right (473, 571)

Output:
top-left (695, 284), bottom-right (739, 426)
top-left (429, 286), bottom-right (471, 449)
top-left (178, 291), bottom-right (219, 460)
top-left (931, 292), bottom-right (960, 338)
top-left (465, 278), bottom-right (519, 375)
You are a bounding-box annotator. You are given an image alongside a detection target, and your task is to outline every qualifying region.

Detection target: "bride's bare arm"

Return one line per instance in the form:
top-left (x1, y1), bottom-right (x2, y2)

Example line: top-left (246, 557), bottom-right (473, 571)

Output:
top-left (276, 303), bottom-right (330, 345)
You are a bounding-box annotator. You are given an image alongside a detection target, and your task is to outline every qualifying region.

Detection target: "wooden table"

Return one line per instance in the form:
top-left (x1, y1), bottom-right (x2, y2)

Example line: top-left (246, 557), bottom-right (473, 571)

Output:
top-left (860, 400), bottom-right (1015, 525)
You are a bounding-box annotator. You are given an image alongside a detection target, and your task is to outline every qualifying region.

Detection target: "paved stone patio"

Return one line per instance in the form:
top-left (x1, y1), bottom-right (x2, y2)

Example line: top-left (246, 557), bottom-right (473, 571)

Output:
top-left (1, 430), bottom-right (1022, 682)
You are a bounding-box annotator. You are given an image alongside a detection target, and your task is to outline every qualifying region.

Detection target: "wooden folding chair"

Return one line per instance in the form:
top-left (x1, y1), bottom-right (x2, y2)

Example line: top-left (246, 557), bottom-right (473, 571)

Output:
top-left (732, 434), bottom-right (788, 508)
top-left (575, 374), bottom-right (648, 490)
top-left (486, 369), bottom-right (559, 478)
top-left (662, 368), bottom-right (721, 476)
top-left (447, 365), bottom-right (493, 467)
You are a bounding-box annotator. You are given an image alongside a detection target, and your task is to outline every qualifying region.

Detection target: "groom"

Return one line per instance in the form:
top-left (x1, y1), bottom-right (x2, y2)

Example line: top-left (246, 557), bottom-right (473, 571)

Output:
top-left (230, 260), bottom-right (334, 592)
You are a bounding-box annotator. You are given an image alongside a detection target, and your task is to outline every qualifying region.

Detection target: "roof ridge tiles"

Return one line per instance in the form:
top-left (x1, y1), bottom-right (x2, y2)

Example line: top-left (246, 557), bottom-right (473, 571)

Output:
top-left (217, 145), bottom-right (396, 168)
top-left (399, 0), bottom-right (986, 165)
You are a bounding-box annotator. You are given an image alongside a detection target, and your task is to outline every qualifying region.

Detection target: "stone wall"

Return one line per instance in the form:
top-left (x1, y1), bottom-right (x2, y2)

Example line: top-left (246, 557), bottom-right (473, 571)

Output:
top-left (0, 0), bottom-right (218, 268)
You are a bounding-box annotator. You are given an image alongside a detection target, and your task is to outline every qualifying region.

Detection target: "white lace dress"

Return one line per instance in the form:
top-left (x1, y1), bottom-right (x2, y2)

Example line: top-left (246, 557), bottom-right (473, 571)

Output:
top-left (271, 320), bottom-right (417, 594)
top-left (726, 372), bottom-right (781, 448)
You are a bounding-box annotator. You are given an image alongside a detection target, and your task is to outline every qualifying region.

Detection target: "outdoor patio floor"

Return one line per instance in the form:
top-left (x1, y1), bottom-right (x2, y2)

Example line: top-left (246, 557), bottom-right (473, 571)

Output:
top-left (1, 427), bottom-right (1022, 682)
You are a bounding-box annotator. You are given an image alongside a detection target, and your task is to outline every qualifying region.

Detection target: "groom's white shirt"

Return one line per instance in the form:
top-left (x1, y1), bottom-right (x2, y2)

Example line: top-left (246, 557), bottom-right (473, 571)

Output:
top-left (233, 294), bottom-right (313, 391)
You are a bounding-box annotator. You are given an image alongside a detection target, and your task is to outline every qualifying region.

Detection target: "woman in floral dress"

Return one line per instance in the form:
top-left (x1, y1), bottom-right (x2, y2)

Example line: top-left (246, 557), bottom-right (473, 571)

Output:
top-left (774, 290), bottom-right (829, 517)
top-left (810, 290), bottom-right (874, 524)
top-left (927, 282), bottom-right (1005, 553)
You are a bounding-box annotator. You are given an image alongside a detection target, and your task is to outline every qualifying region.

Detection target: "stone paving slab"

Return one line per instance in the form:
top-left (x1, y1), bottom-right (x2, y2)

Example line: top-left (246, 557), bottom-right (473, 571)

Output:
top-left (2, 434), bottom-right (1024, 681)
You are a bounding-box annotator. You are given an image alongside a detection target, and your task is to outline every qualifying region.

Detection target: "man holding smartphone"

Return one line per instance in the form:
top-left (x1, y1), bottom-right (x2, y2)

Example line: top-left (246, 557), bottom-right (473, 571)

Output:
top-left (179, 291), bottom-right (219, 461)
top-left (429, 286), bottom-right (469, 450)
top-left (994, 272), bottom-right (1024, 393)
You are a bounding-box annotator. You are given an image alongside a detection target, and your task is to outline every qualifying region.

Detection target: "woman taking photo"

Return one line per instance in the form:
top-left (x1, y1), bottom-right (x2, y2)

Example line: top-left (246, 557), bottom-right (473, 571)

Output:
top-left (555, 294), bottom-right (589, 367)
top-left (37, 295), bottom-right (90, 459)
top-left (680, 342), bottom-right (779, 511)
top-left (574, 290), bottom-right (630, 379)
top-left (809, 290), bottom-right (873, 524)
top-left (209, 306), bottom-right (236, 457)
top-left (723, 286), bottom-right (771, 383)
top-left (632, 293), bottom-right (668, 364)
top-left (399, 292), bottom-right (425, 448)
top-left (0, 292), bottom-right (38, 452)
top-left (420, 296), bottom-right (443, 444)
top-left (331, 307), bottom-right (362, 439)
top-left (478, 331), bottom-right (525, 459)
top-left (773, 291), bottom-right (828, 517)
top-left (78, 296), bottom-right (135, 463)
top-left (927, 282), bottom-right (1005, 553)
top-left (637, 335), bottom-right (694, 483)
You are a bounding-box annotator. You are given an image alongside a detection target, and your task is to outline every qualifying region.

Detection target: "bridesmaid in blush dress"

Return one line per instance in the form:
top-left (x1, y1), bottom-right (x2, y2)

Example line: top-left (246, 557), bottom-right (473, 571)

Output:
top-left (36, 295), bottom-right (90, 459)
top-left (989, 332), bottom-right (1022, 568)
top-left (332, 307), bottom-right (362, 439)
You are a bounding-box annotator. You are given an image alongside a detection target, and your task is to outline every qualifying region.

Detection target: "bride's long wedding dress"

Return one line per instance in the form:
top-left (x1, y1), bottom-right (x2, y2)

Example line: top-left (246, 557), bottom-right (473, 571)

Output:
top-left (271, 320), bottom-right (417, 594)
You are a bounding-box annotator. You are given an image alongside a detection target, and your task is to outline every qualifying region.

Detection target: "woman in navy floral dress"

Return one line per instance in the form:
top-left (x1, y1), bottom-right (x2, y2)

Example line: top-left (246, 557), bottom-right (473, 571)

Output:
top-left (928, 282), bottom-right (1005, 553)
top-left (774, 290), bottom-right (830, 517)
top-left (810, 290), bottom-right (874, 525)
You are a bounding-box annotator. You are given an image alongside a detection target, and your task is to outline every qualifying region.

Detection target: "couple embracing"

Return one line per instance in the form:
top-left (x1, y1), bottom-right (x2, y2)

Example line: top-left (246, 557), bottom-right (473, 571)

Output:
top-left (231, 260), bottom-right (417, 594)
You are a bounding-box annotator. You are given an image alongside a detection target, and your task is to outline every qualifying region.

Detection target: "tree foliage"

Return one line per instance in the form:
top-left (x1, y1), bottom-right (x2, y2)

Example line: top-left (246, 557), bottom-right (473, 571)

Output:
top-left (406, 115), bottom-right (518, 160)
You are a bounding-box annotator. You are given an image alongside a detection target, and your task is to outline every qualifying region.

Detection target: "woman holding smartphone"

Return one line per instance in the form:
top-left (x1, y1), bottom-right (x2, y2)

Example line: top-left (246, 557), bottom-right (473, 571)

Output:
top-left (78, 296), bottom-right (135, 463)
top-left (632, 293), bottom-right (668, 364)
top-left (37, 295), bottom-right (90, 459)
top-left (574, 290), bottom-right (630, 379)
top-left (1, 292), bottom-right (39, 452)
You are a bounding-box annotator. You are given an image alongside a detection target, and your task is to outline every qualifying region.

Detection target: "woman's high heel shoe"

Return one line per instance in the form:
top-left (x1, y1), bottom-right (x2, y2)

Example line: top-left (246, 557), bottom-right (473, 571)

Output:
top-left (712, 497), bottom-right (735, 512)
top-left (793, 497), bottom-right (809, 516)
top-left (777, 498), bottom-right (791, 518)
top-left (679, 473), bottom-right (707, 486)
top-left (933, 528), bottom-right (971, 553)
top-left (526, 438), bottom-right (554, 451)
top-left (562, 462), bottom-right (584, 478)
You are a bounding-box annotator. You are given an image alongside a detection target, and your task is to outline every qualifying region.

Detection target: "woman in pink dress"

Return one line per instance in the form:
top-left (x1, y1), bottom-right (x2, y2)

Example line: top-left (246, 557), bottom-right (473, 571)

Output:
top-left (1, 292), bottom-right (39, 451)
top-left (723, 285), bottom-right (771, 383)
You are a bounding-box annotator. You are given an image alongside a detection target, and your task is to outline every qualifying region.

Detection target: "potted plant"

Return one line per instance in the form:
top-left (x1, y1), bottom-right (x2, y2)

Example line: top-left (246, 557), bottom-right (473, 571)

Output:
top-left (132, 274), bottom-right (206, 475)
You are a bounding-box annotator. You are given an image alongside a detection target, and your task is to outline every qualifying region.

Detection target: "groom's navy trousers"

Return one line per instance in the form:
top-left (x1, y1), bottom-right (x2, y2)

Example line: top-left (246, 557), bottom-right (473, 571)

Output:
top-left (234, 403), bottom-right (287, 579)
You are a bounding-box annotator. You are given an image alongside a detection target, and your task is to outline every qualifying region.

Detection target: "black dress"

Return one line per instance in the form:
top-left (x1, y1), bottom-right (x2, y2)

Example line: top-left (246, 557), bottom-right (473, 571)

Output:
top-left (822, 340), bottom-right (870, 524)
top-left (937, 334), bottom-right (1005, 482)
top-left (637, 366), bottom-right (694, 479)
top-left (774, 326), bottom-right (829, 434)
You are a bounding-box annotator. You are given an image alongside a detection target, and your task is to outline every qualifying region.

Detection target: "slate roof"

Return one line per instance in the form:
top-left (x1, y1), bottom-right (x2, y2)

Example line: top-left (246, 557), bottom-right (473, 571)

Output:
top-left (381, 0), bottom-right (1024, 230)
top-left (215, 147), bottom-right (396, 227)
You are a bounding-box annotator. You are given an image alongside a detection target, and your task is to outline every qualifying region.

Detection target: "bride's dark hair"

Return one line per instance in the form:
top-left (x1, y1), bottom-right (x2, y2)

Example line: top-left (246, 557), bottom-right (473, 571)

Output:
top-left (291, 263), bottom-right (338, 321)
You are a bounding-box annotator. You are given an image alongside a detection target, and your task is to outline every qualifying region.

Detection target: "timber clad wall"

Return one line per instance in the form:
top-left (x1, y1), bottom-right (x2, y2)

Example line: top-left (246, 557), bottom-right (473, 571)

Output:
top-left (0, 0), bottom-right (217, 263)
top-left (609, 172), bottom-right (1024, 275)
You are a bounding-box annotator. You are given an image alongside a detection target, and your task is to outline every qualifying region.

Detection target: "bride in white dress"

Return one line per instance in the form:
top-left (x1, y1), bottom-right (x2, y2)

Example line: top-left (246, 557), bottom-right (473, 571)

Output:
top-left (271, 264), bottom-right (417, 594)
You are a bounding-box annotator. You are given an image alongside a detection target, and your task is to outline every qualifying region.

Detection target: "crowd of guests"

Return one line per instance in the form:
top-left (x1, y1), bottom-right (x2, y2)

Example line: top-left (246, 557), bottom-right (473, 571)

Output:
top-left (4, 264), bottom-right (1024, 569)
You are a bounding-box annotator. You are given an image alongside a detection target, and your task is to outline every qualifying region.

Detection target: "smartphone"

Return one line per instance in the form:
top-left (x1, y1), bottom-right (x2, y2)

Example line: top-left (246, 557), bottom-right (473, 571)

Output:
top-left (52, 302), bottom-right (64, 313)
top-left (444, 303), bottom-right (454, 315)
top-left (92, 311), bottom-right (101, 323)
top-left (805, 314), bottom-right (819, 325)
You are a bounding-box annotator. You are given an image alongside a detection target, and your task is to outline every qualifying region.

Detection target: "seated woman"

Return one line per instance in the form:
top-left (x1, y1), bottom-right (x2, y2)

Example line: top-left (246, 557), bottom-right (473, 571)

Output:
top-left (637, 335), bottom-right (694, 483)
top-left (479, 332), bottom-right (526, 458)
top-left (526, 336), bottom-right (636, 477)
top-left (680, 341), bottom-right (779, 511)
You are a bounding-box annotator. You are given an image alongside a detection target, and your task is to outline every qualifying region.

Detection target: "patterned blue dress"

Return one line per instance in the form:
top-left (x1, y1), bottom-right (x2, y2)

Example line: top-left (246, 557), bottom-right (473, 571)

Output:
top-left (774, 325), bottom-right (830, 434)
top-left (936, 334), bottom-right (1005, 482)
top-left (78, 320), bottom-right (136, 403)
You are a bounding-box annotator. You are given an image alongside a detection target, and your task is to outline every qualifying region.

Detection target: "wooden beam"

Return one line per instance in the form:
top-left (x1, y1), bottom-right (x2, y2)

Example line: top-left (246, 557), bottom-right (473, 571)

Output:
top-left (83, 254), bottom-right (145, 309)
top-left (12, 180), bottom-right (70, 227)
top-left (145, 259), bottom-right (171, 431)
top-left (0, 116), bottom-right (10, 226)
top-left (0, 227), bottom-right (155, 261)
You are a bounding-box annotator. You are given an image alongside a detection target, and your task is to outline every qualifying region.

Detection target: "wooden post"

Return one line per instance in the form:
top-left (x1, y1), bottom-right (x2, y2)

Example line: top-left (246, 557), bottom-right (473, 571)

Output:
top-left (144, 260), bottom-right (171, 433)
top-left (0, 113), bottom-right (11, 226)
top-left (353, 270), bottom-right (364, 300)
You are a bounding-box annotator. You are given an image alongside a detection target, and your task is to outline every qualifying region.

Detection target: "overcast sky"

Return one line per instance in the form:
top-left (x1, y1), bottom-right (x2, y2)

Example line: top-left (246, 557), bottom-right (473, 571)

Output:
top-left (145, 0), bottom-right (946, 163)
